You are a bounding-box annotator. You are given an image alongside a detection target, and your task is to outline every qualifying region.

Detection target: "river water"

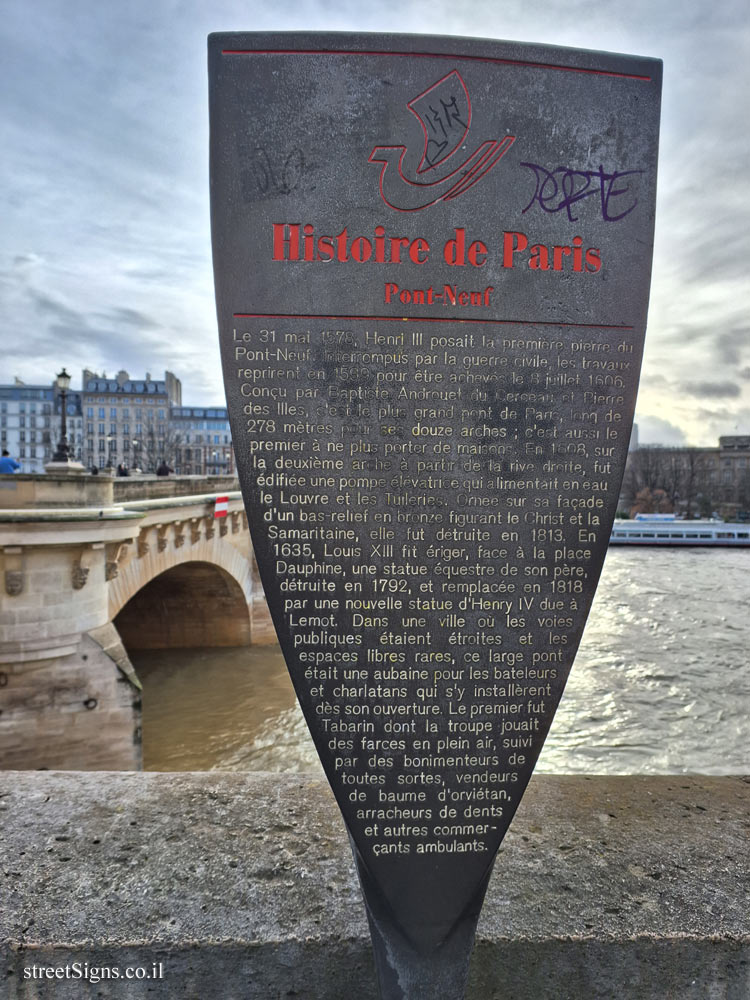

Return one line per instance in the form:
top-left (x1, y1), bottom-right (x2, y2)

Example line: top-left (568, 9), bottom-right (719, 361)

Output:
top-left (132, 548), bottom-right (750, 776)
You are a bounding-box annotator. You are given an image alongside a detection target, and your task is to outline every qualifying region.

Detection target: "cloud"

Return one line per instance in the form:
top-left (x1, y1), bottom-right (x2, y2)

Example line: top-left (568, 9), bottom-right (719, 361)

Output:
top-left (681, 381), bottom-right (742, 399)
top-left (1, 0), bottom-right (749, 436)
top-left (95, 306), bottom-right (160, 330)
top-left (635, 414), bottom-right (686, 446)
top-left (28, 290), bottom-right (87, 328)
top-left (715, 330), bottom-right (749, 366)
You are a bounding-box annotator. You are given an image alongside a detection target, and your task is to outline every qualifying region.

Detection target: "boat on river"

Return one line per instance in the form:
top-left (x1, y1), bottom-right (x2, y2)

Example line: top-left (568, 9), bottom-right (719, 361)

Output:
top-left (610, 514), bottom-right (750, 546)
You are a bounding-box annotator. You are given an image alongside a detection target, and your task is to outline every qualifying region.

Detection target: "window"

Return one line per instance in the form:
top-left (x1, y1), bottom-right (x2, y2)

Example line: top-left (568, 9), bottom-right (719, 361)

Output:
top-left (19, 446), bottom-right (25, 457)
top-left (98, 440), bottom-right (105, 452)
top-left (99, 423), bottom-right (105, 435)
top-left (87, 422), bottom-right (93, 434)
top-left (110, 408), bottom-right (117, 418)
top-left (122, 424), bottom-right (130, 435)
top-left (110, 423), bottom-right (117, 435)
top-left (88, 439), bottom-right (94, 452)
top-left (98, 407), bottom-right (105, 418)
top-left (19, 431), bottom-right (25, 442)
top-left (122, 408), bottom-right (129, 418)
top-left (87, 407), bottom-right (94, 418)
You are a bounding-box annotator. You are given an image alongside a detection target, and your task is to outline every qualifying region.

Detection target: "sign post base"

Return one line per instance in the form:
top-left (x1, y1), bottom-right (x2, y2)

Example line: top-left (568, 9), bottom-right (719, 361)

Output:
top-left (354, 841), bottom-right (491, 1000)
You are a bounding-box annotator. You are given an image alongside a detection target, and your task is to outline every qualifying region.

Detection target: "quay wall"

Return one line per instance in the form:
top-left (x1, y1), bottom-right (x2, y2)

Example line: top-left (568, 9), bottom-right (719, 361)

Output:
top-left (2, 772), bottom-right (748, 999)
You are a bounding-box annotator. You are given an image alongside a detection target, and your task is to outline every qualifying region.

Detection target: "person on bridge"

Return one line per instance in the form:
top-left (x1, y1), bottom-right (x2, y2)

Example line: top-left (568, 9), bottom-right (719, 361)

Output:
top-left (0, 450), bottom-right (21, 473)
top-left (156, 460), bottom-right (173, 476)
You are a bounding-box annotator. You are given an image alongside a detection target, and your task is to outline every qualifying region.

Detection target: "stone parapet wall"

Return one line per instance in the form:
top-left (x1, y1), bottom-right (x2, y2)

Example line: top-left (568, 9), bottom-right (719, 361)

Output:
top-left (0, 474), bottom-right (240, 510)
top-left (2, 773), bottom-right (748, 998)
top-left (113, 475), bottom-right (239, 503)
top-left (0, 474), bottom-right (115, 509)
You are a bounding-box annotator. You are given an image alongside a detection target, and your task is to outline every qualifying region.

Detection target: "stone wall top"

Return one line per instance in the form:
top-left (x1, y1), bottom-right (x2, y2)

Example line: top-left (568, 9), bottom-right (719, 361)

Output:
top-left (2, 772), bottom-right (748, 998)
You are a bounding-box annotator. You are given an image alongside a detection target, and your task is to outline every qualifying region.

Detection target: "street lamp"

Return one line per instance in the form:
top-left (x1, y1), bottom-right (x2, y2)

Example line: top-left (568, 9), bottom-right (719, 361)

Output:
top-left (51, 367), bottom-right (72, 462)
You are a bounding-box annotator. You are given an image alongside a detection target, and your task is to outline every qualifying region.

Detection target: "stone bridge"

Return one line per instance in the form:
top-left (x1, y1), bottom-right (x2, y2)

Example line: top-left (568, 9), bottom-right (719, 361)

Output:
top-left (0, 475), bottom-right (275, 771)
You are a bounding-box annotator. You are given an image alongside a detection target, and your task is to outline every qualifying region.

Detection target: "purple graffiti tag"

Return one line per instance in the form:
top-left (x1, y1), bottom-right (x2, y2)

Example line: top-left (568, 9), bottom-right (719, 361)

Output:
top-left (520, 163), bottom-right (644, 222)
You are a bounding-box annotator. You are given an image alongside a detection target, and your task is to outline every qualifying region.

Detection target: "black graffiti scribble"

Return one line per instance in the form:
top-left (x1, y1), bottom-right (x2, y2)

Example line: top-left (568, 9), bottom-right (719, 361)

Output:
top-left (423, 95), bottom-right (469, 168)
top-left (520, 163), bottom-right (645, 222)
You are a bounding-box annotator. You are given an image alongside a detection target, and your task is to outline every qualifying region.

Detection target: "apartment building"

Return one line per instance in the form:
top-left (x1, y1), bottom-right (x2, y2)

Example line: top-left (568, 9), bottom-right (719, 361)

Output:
top-left (80, 369), bottom-right (181, 471)
top-left (170, 406), bottom-right (234, 475)
top-left (0, 380), bottom-right (56, 473)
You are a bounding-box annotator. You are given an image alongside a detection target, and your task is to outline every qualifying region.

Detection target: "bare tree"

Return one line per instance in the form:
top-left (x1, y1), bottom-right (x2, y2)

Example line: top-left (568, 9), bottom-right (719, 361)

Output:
top-left (622, 447), bottom-right (672, 504)
top-left (133, 427), bottom-right (184, 473)
top-left (623, 446), bottom-right (714, 518)
top-left (680, 448), bottom-right (712, 519)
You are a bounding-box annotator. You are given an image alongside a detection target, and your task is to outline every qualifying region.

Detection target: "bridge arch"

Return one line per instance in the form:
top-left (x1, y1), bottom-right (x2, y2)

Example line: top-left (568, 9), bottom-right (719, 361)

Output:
top-left (114, 560), bottom-right (251, 650)
top-left (109, 534), bottom-right (254, 621)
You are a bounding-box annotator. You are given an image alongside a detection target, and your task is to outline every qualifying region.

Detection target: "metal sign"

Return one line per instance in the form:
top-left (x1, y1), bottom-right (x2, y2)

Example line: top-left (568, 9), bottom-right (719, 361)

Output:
top-left (209, 32), bottom-right (661, 999)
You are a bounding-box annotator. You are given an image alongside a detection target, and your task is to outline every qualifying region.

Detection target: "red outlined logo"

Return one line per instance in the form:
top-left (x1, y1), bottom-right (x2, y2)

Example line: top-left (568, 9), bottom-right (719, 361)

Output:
top-left (369, 70), bottom-right (515, 212)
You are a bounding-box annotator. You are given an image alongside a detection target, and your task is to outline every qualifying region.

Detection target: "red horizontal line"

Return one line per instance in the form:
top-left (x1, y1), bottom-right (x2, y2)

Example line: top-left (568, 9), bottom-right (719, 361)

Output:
top-left (232, 312), bottom-right (633, 330)
top-left (221, 48), bottom-right (652, 82)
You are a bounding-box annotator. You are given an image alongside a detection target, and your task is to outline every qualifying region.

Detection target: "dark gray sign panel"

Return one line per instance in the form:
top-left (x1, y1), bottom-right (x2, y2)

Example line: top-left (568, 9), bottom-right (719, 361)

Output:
top-left (209, 32), bottom-right (660, 999)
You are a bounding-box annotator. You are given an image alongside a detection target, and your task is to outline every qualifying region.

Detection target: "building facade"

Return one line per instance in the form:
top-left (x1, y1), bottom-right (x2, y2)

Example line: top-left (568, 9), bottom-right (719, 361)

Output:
top-left (2, 370), bottom-right (234, 477)
top-left (711, 437), bottom-right (750, 512)
top-left (622, 435), bottom-right (750, 519)
top-left (0, 381), bottom-right (56, 473)
top-left (80, 370), bottom-right (182, 472)
top-left (170, 406), bottom-right (234, 476)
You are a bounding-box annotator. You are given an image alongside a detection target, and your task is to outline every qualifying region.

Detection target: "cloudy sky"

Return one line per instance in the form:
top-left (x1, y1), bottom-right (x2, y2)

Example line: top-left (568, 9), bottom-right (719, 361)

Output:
top-left (1, 0), bottom-right (748, 445)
